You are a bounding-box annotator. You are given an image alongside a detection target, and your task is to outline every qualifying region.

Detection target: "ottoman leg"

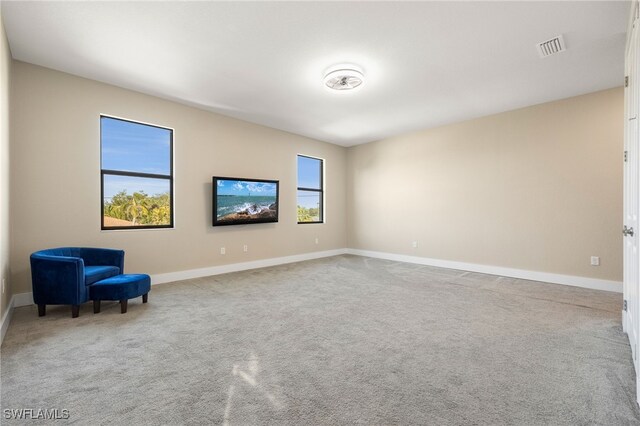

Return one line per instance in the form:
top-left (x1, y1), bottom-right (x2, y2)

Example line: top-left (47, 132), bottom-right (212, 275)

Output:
top-left (38, 304), bottom-right (46, 317)
top-left (71, 305), bottom-right (79, 318)
top-left (120, 299), bottom-right (128, 314)
top-left (93, 300), bottom-right (101, 314)
top-left (142, 293), bottom-right (148, 303)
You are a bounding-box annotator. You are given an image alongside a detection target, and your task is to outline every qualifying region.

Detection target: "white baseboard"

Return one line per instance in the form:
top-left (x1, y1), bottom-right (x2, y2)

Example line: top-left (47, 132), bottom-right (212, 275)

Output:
top-left (9, 247), bottom-right (622, 313)
top-left (151, 248), bottom-right (348, 284)
top-left (13, 291), bottom-right (33, 307)
top-left (1, 295), bottom-right (15, 345)
top-left (11, 249), bottom-right (349, 307)
top-left (346, 249), bottom-right (622, 293)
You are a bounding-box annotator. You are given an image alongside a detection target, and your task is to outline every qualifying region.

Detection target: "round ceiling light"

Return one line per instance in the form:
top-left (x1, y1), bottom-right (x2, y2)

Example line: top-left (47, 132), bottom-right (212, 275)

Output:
top-left (323, 68), bottom-right (364, 91)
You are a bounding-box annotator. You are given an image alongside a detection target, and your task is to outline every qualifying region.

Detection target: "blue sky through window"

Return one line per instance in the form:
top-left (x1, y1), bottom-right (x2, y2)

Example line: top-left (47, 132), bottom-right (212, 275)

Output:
top-left (297, 156), bottom-right (322, 211)
top-left (101, 117), bottom-right (171, 175)
top-left (297, 156), bottom-right (322, 189)
top-left (297, 190), bottom-right (321, 209)
top-left (103, 175), bottom-right (170, 200)
top-left (101, 117), bottom-right (172, 198)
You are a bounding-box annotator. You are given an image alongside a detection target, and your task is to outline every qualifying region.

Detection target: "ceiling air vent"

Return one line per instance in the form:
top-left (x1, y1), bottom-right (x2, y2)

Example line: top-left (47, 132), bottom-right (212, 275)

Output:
top-left (536, 34), bottom-right (566, 58)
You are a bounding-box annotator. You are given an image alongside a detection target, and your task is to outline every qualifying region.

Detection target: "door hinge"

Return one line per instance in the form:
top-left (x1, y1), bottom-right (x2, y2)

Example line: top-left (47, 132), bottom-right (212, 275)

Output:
top-left (624, 300), bottom-right (628, 312)
top-left (626, 76), bottom-right (629, 88)
top-left (625, 150), bottom-right (628, 162)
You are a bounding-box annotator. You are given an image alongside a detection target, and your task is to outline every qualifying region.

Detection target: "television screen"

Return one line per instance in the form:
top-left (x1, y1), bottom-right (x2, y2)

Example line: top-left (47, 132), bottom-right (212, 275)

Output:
top-left (212, 177), bottom-right (279, 226)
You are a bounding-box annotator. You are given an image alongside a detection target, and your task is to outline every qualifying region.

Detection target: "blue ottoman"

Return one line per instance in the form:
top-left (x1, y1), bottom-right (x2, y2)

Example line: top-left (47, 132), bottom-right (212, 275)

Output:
top-left (90, 274), bottom-right (150, 314)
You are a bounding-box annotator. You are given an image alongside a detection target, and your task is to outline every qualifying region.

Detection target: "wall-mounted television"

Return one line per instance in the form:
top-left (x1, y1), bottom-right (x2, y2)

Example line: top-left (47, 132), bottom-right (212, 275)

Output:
top-left (212, 177), bottom-right (279, 226)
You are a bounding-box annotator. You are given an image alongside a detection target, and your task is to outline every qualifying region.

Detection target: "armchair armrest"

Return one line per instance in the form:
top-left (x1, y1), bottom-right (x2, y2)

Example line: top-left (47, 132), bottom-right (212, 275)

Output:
top-left (79, 248), bottom-right (125, 273)
top-left (30, 254), bottom-right (87, 305)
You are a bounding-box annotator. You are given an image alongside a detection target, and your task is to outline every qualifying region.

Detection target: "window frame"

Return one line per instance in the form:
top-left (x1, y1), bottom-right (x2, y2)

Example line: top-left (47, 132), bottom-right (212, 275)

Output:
top-left (100, 114), bottom-right (175, 231)
top-left (296, 154), bottom-right (324, 224)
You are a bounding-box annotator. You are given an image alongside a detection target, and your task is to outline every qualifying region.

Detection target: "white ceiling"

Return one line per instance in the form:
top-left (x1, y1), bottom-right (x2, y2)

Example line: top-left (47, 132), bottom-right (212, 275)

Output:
top-left (1, 1), bottom-right (630, 146)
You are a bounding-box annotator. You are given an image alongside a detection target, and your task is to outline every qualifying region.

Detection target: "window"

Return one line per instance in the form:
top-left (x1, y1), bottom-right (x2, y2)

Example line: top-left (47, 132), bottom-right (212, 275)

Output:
top-left (101, 116), bottom-right (173, 230)
top-left (297, 155), bottom-right (323, 223)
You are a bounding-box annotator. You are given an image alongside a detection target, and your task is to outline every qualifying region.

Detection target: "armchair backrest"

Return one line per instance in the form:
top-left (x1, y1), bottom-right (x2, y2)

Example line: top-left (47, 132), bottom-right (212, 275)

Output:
top-left (36, 247), bottom-right (83, 258)
top-left (32, 247), bottom-right (125, 271)
top-left (78, 248), bottom-right (125, 272)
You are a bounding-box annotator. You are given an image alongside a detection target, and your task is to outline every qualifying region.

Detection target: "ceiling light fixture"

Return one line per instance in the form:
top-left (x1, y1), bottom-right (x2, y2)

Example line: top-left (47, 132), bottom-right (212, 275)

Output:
top-left (323, 67), bottom-right (364, 91)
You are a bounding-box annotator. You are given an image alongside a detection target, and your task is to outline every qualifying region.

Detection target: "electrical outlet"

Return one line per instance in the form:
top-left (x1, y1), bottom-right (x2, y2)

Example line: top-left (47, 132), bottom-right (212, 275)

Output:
top-left (315, 238), bottom-right (319, 244)
top-left (591, 256), bottom-right (600, 266)
top-left (220, 247), bottom-right (226, 255)
top-left (412, 241), bottom-right (418, 248)
top-left (243, 245), bottom-right (248, 252)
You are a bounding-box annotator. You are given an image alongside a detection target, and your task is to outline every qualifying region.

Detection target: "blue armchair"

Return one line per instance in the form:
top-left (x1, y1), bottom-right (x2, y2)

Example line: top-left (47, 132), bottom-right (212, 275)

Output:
top-left (30, 247), bottom-right (125, 317)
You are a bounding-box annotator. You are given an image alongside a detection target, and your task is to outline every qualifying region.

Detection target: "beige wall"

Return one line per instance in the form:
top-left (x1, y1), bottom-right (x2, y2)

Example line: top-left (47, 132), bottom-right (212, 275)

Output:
top-left (347, 88), bottom-right (624, 282)
top-left (10, 61), bottom-right (347, 296)
top-left (1, 12), bottom-right (12, 317)
top-left (7, 60), bottom-right (625, 298)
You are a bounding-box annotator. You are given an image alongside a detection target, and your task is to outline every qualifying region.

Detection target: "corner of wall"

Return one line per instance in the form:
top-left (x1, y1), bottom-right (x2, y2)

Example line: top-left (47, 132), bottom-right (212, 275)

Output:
top-left (0, 7), bottom-right (14, 339)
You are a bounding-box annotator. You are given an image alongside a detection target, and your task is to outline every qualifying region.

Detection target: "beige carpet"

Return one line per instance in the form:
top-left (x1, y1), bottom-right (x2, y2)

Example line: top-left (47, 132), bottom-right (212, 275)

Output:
top-left (1, 255), bottom-right (638, 425)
